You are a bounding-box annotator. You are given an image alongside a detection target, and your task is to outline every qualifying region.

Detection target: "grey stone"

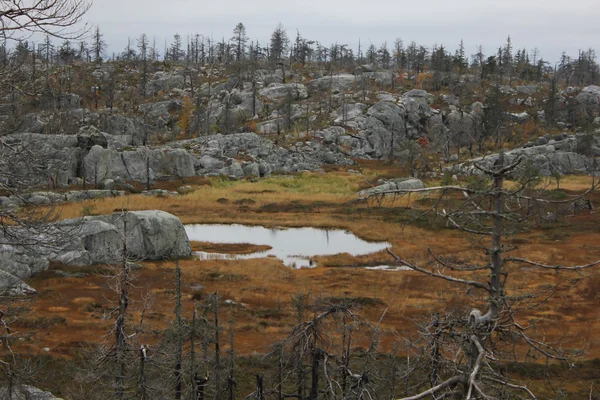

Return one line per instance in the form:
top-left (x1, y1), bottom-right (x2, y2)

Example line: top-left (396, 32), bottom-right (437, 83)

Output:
top-left (148, 72), bottom-right (185, 94)
top-left (177, 185), bottom-right (194, 195)
top-left (99, 179), bottom-right (115, 190)
top-left (259, 83), bottom-right (308, 101)
top-left (358, 178), bottom-right (425, 197)
top-left (516, 85), bottom-right (538, 95)
top-left (99, 210), bottom-right (192, 260)
top-left (0, 269), bottom-right (36, 296)
top-left (0, 385), bottom-right (63, 399)
top-left (77, 125), bottom-right (108, 150)
top-left (141, 189), bottom-right (178, 197)
top-left (242, 162), bottom-right (260, 177)
top-left (199, 155), bottom-right (225, 171)
top-left (509, 112), bottom-right (530, 123)
top-left (308, 74), bottom-right (356, 91)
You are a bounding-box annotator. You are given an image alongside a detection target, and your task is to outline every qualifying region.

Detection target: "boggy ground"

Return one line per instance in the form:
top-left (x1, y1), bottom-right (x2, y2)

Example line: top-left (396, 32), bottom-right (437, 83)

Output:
top-left (11, 165), bottom-right (600, 396)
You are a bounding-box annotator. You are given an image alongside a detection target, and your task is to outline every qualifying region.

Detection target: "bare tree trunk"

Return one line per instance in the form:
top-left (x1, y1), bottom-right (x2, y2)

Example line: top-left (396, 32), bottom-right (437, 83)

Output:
top-left (276, 345), bottom-right (284, 400)
top-left (309, 349), bottom-right (320, 400)
top-left (226, 306), bottom-right (235, 400)
top-left (255, 375), bottom-right (264, 400)
top-left (138, 345), bottom-right (148, 400)
top-left (191, 305), bottom-right (197, 399)
top-left (115, 215), bottom-right (129, 400)
top-left (214, 292), bottom-right (221, 400)
top-left (175, 261), bottom-right (183, 400)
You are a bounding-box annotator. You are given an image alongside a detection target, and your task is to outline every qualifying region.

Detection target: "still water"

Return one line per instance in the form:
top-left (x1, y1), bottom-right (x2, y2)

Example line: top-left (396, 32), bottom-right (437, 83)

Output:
top-left (185, 224), bottom-right (391, 269)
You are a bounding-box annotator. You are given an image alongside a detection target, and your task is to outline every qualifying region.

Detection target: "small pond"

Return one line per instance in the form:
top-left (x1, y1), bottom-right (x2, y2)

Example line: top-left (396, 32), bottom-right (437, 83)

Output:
top-left (185, 224), bottom-right (391, 269)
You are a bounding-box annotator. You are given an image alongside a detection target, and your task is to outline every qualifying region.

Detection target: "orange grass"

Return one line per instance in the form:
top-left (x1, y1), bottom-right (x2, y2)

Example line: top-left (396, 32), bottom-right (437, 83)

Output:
top-left (15, 172), bottom-right (600, 364)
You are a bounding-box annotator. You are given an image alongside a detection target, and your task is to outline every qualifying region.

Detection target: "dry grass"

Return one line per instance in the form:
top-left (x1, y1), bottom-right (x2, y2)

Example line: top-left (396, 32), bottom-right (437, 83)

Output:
top-left (16, 171), bottom-right (600, 364)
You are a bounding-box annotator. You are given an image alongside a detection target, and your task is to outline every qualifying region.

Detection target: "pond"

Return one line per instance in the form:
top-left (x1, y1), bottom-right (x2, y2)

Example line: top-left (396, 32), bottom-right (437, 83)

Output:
top-left (185, 224), bottom-right (391, 269)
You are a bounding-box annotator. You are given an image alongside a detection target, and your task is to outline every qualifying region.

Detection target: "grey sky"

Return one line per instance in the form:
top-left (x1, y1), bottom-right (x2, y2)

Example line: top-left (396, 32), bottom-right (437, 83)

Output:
top-left (85, 0), bottom-right (600, 63)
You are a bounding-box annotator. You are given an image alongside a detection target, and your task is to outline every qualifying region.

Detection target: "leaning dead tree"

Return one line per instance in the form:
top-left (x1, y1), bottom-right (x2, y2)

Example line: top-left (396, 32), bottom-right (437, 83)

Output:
top-left (361, 151), bottom-right (600, 399)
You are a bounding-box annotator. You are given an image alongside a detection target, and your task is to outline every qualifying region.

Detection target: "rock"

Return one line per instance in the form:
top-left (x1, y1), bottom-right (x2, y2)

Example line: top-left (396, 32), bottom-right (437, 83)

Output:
top-left (227, 160), bottom-right (245, 179)
top-left (84, 145), bottom-right (196, 182)
top-left (139, 100), bottom-right (182, 121)
top-left (177, 185), bottom-right (194, 195)
top-left (242, 162), bottom-right (260, 177)
top-left (148, 72), bottom-right (185, 94)
top-left (49, 219), bottom-right (122, 266)
top-left (499, 85), bottom-right (516, 95)
top-left (358, 178), bottom-right (425, 197)
top-left (259, 83), bottom-right (308, 101)
top-left (99, 179), bottom-right (115, 190)
top-left (0, 385), bottom-right (63, 399)
top-left (199, 155), bottom-right (225, 171)
top-left (535, 137), bottom-right (548, 146)
top-left (447, 110), bottom-right (476, 145)
top-left (77, 125), bottom-right (108, 150)
top-left (0, 269), bottom-right (36, 296)
top-left (516, 85), bottom-right (538, 95)
top-left (64, 190), bottom-right (124, 202)
top-left (0, 133), bottom-right (80, 188)
top-left (99, 210), bottom-right (192, 260)
top-left (357, 64), bottom-right (376, 73)
top-left (359, 72), bottom-right (395, 87)
top-left (161, 148), bottom-right (196, 177)
top-left (509, 112), bottom-right (530, 123)
top-left (335, 103), bottom-right (366, 122)
top-left (577, 85), bottom-right (600, 105)
top-left (441, 94), bottom-right (460, 106)
top-left (308, 74), bottom-right (356, 91)
top-left (0, 211), bottom-right (192, 295)
top-left (141, 189), bottom-right (178, 197)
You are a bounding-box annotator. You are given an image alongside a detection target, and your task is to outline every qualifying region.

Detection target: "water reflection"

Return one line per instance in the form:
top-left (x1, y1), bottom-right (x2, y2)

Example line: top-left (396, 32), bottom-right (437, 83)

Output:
top-left (185, 224), bottom-right (391, 269)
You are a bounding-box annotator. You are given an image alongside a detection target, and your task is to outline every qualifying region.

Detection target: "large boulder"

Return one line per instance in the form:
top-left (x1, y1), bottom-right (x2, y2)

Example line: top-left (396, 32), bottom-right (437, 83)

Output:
top-left (83, 146), bottom-right (197, 182)
top-left (56, 219), bottom-right (123, 265)
top-left (308, 74), bottom-right (356, 92)
top-left (259, 83), bottom-right (308, 101)
top-left (148, 72), bottom-right (185, 94)
top-left (0, 211), bottom-right (192, 295)
top-left (98, 211), bottom-right (192, 260)
top-left (359, 178), bottom-right (425, 197)
top-left (576, 85), bottom-right (600, 119)
top-left (77, 125), bottom-right (108, 150)
top-left (229, 89), bottom-right (264, 120)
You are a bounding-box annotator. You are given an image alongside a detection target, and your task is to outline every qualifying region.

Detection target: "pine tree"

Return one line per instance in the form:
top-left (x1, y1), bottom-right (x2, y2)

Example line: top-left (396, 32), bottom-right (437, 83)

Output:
top-left (231, 22), bottom-right (247, 63)
top-left (91, 26), bottom-right (107, 63)
top-left (269, 23), bottom-right (289, 63)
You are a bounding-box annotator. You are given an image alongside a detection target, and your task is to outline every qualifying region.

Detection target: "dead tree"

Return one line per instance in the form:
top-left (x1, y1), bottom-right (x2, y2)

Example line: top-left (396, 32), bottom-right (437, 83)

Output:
top-left (360, 151), bottom-right (600, 398)
top-left (0, 0), bottom-right (91, 42)
top-left (174, 261), bottom-right (183, 400)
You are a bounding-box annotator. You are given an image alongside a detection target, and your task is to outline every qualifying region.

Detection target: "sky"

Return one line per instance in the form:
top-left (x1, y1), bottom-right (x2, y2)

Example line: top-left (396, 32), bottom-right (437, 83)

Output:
top-left (82, 0), bottom-right (600, 63)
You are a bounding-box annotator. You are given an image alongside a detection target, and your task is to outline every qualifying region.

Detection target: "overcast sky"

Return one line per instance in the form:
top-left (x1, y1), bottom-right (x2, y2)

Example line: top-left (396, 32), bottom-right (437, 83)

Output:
top-left (84, 0), bottom-right (599, 63)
